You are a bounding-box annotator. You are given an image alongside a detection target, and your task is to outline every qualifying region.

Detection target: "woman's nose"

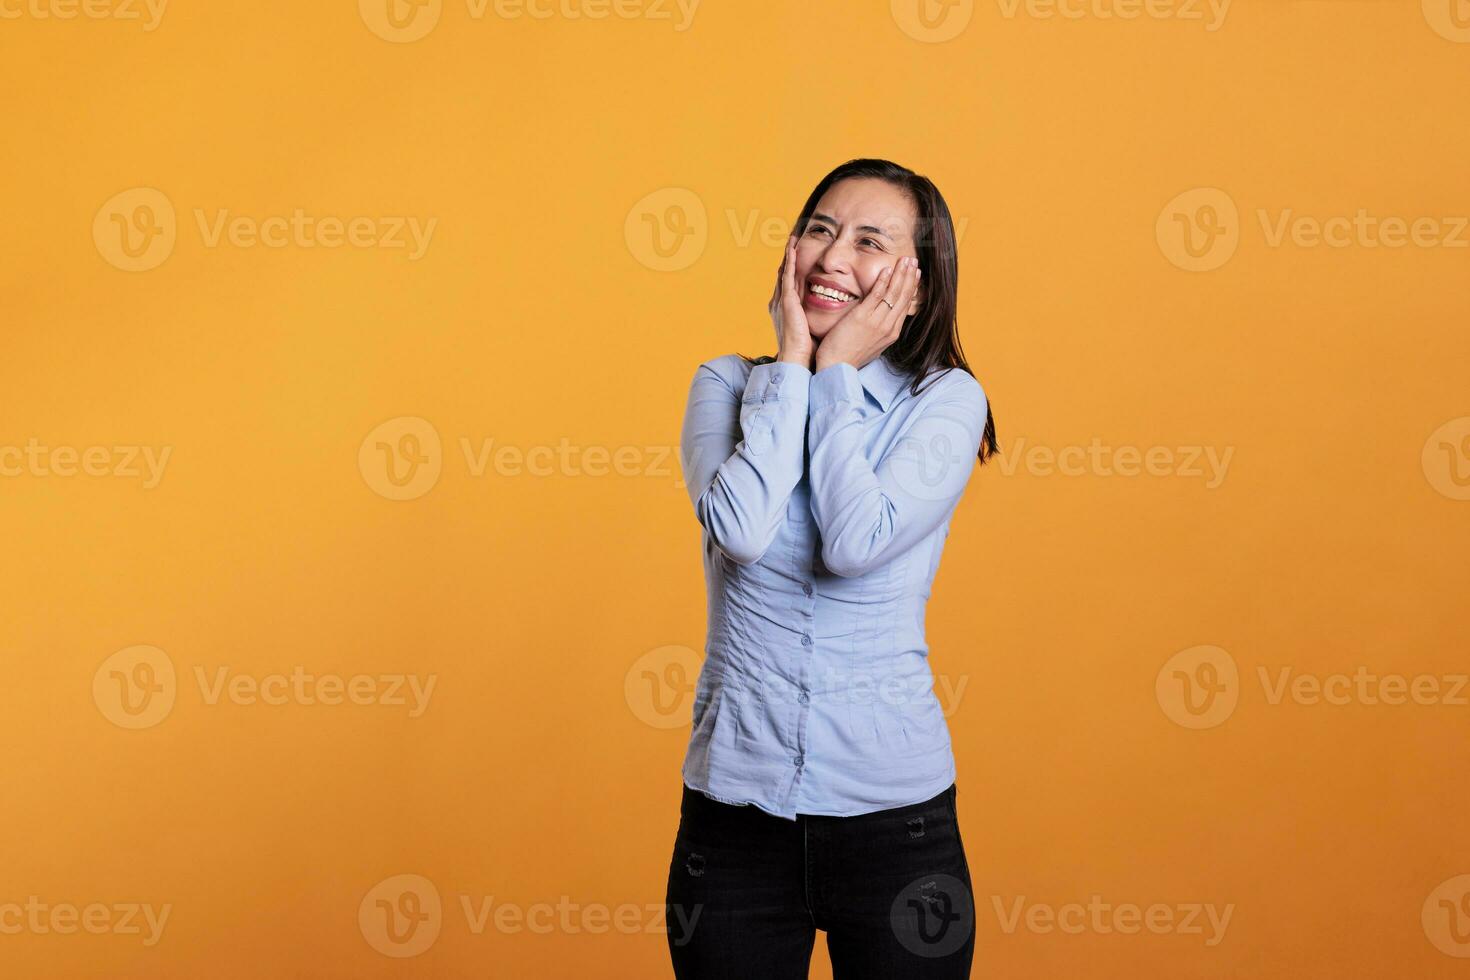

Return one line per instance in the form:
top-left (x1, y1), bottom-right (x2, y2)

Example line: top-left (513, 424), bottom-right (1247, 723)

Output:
top-left (815, 241), bottom-right (853, 272)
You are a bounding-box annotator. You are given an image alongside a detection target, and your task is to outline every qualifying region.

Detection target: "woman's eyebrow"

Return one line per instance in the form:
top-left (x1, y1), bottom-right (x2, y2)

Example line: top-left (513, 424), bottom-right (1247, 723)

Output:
top-left (810, 212), bottom-right (897, 239)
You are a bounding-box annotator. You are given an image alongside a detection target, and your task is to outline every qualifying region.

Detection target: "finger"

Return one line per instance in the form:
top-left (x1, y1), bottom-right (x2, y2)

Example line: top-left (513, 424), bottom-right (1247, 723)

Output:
top-left (881, 259), bottom-right (918, 333)
top-left (883, 257), bottom-right (915, 305)
top-left (896, 258), bottom-right (920, 308)
top-left (781, 235), bottom-right (798, 305)
top-left (853, 264), bottom-right (895, 320)
top-left (875, 259), bottom-right (909, 324)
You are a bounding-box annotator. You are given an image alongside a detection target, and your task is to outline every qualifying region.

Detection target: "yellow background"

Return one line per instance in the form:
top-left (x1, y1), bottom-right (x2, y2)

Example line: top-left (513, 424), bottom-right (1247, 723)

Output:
top-left (3, 0), bottom-right (1468, 976)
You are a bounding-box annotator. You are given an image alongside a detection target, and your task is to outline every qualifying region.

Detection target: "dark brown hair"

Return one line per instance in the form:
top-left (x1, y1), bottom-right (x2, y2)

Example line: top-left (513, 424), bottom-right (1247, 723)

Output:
top-left (741, 158), bottom-right (998, 463)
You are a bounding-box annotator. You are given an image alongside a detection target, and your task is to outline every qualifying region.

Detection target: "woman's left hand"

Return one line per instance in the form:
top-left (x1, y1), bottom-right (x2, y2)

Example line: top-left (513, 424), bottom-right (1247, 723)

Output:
top-left (813, 255), bottom-right (921, 373)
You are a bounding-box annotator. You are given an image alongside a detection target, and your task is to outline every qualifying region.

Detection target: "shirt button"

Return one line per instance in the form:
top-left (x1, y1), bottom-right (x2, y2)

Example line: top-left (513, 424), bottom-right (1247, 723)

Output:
top-left (800, 633), bottom-right (812, 647)
top-left (793, 755), bottom-right (804, 768)
top-left (802, 582), bottom-right (813, 596)
top-left (798, 692), bottom-right (810, 705)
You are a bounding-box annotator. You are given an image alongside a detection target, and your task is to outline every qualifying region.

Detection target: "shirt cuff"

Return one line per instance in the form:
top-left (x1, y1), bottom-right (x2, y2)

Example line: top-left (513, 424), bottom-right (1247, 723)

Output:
top-left (809, 361), bottom-right (862, 412)
top-left (744, 359), bottom-right (812, 405)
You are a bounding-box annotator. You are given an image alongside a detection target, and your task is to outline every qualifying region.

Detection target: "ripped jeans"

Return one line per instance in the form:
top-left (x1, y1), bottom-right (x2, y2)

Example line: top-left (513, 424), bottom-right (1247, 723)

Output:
top-left (664, 782), bottom-right (975, 979)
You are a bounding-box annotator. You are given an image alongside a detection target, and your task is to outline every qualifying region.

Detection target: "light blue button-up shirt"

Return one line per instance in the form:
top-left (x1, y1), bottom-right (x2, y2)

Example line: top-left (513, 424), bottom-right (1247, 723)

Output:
top-left (678, 352), bottom-right (988, 820)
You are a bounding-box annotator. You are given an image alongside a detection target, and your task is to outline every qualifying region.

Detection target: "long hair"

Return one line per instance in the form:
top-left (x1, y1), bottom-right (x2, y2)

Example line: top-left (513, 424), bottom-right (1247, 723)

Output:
top-left (741, 158), bottom-right (998, 464)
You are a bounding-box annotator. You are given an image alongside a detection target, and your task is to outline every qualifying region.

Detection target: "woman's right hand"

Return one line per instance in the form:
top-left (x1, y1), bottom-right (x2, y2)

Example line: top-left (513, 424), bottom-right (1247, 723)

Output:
top-left (769, 235), bottom-right (815, 369)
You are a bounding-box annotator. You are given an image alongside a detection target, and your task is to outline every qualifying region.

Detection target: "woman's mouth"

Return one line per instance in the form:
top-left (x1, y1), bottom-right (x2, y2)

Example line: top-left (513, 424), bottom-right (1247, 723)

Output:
top-left (803, 280), bottom-right (859, 310)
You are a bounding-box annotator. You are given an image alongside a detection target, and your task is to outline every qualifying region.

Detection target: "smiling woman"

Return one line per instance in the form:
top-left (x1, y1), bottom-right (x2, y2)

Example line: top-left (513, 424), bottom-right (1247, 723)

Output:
top-left (761, 159), bottom-right (997, 459)
top-left (665, 158), bottom-right (999, 980)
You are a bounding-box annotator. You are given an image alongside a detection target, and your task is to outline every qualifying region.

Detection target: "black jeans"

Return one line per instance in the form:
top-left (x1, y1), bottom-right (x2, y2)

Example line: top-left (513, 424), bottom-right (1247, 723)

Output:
top-left (665, 783), bottom-right (975, 979)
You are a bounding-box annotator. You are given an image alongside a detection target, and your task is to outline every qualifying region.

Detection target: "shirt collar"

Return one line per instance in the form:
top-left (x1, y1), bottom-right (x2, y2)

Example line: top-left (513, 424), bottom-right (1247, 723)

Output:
top-left (858, 354), bottom-right (906, 413)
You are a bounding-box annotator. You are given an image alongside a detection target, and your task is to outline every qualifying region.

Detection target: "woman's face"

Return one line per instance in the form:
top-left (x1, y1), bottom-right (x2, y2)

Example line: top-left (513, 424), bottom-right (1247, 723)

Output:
top-left (794, 177), bottom-right (926, 340)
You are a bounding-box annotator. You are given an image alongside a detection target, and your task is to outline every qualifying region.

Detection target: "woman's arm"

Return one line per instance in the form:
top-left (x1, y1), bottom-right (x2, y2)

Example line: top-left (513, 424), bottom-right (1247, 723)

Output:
top-left (806, 362), bottom-right (987, 578)
top-left (679, 356), bottom-right (812, 566)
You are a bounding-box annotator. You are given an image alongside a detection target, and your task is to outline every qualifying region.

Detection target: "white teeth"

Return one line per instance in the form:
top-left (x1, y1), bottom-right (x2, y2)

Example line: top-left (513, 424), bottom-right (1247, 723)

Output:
top-left (809, 283), bottom-right (856, 302)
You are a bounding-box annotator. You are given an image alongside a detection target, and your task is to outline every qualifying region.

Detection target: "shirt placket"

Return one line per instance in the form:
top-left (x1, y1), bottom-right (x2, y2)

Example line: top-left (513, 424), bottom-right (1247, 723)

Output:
top-left (787, 472), bottom-right (816, 810)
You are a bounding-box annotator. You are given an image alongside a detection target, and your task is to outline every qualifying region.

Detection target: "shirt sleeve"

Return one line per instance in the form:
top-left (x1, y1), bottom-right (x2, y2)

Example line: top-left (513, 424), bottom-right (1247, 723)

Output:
top-left (806, 361), bottom-right (987, 578)
top-left (679, 357), bottom-right (812, 566)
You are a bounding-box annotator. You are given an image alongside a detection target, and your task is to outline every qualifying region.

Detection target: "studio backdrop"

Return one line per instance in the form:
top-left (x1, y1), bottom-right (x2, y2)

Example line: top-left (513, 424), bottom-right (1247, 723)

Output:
top-left (3, 1), bottom-right (1468, 977)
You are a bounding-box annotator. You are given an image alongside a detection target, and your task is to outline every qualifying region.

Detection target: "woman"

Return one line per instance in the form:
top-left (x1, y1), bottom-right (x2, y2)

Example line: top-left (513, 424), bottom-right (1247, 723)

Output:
top-left (666, 158), bottom-right (999, 980)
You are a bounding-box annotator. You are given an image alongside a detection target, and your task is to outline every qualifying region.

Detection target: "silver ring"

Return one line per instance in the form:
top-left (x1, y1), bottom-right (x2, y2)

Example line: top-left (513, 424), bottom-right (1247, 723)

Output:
top-left (880, 298), bottom-right (894, 309)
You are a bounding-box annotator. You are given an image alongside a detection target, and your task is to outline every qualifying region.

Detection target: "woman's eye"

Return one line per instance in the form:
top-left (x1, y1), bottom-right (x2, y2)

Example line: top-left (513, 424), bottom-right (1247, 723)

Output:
top-left (801, 227), bottom-right (882, 249)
